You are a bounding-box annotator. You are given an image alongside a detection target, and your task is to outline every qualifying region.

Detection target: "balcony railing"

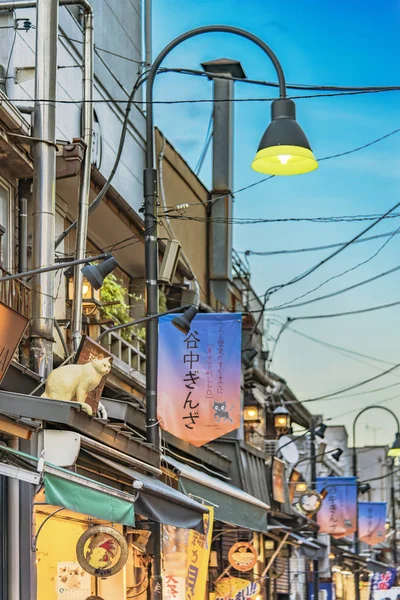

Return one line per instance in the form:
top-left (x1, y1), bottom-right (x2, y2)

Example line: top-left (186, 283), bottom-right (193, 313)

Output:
top-left (0, 266), bottom-right (31, 318)
top-left (98, 324), bottom-right (146, 380)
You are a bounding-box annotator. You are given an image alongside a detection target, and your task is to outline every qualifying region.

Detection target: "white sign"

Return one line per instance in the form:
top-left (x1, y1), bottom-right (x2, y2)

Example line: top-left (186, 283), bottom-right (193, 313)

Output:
top-left (374, 588), bottom-right (400, 600)
top-left (57, 562), bottom-right (91, 599)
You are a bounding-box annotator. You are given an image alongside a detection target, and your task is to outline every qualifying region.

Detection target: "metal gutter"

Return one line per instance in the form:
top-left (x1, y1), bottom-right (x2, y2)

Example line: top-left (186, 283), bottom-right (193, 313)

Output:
top-left (101, 397), bottom-right (232, 474)
top-left (0, 391), bottom-right (159, 468)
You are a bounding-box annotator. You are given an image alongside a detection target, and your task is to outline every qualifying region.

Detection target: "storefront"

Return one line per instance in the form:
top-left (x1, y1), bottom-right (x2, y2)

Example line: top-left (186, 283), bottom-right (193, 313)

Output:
top-left (0, 442), bottom-right (209, 600)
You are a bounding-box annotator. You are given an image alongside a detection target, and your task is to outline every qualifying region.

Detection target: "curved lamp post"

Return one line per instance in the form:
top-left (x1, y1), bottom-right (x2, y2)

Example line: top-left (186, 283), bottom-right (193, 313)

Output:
top-left (144, 28), bottom-right (317, 599)
top-left (145, 25), bottom-right (317, 447)
top-left (352, 405), bottom-right (400, 600)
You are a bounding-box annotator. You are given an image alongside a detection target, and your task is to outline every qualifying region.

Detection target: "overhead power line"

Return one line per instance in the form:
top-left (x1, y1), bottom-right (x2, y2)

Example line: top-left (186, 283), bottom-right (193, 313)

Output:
top-left (269, 263), bottom-right (400, 311)
top-left (301, 361), bottom-right (400, 403)
top-left (243, 228), bottom-right (400, 256)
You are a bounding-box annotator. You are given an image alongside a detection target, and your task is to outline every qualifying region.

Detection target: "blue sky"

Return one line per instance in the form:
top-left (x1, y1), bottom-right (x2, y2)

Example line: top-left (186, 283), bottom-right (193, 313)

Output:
top-left (152, 0), bottom-right (400, 445)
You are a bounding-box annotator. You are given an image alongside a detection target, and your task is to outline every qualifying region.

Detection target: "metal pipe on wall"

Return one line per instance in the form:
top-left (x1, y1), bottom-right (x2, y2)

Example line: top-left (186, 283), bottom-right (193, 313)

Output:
top-left (7, 437), bottom-right (19, 600)
top-left (30, 0), bottom-right (59, 378)
top-left (71, 4), bottom-right (94, 351)
top-left (18, 179), bottom-right (29, 273)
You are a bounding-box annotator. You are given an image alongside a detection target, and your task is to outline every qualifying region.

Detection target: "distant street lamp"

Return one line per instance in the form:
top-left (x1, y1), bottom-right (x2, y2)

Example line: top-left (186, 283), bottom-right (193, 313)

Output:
top-left (352, 405), bottom-right (400, 600)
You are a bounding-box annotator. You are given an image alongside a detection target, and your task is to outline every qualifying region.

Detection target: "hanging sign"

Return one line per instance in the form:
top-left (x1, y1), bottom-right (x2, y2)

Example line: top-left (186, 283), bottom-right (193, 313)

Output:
top-left (0, 301), bottom-right (28, 383)
top-left (215, 578), bottom-right (260, 600)
top-left (186, 507), bottom-right (214, 600)
top-left (316, 476), bottom-right (357, 538)
top-left (228, 542), bottom-right (258, 572)
top-left (359, 502), bottom-right (387, 546)
top-left (162, 509), bottom-right (214, 600)
top-left (76, 526), bottom-right (128, 577)
top-left (158, 313), bottom-right (242, 446)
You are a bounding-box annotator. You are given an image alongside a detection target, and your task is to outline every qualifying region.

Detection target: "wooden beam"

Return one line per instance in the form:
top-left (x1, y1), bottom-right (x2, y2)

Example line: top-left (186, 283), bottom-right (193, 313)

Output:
top-left (0, 416), bottom-right (32, 440)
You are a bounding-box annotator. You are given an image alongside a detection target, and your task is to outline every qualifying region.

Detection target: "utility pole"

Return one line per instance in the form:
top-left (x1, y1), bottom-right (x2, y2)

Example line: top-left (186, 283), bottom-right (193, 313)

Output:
top-left (310, 429), bottom-right (319, 600)
top-left (391, 458), bottom-right (397, 564)
top-left (30, 0), bottom-right (59, 377)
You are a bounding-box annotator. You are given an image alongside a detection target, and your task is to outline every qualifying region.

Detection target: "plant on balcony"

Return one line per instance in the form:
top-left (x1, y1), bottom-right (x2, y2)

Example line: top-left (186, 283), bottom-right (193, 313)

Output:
top-left (100, 274), bottom-right (166, 343)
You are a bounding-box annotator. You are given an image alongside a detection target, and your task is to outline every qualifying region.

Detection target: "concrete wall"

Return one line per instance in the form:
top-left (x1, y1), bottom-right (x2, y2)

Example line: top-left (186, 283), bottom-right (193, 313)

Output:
top-left (0, 1), bottom-right (145, 214)
top-left (355, 445), bottom-right (391, 503)
top-left (155, 128), bottom-right (209, 304)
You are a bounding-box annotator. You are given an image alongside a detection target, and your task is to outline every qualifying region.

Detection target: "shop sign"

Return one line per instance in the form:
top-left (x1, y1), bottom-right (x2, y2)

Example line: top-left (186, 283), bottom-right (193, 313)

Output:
top-left (158, 313), bottom-right (242, 446)
top-left (76, 525), bottom-right (128, 577)
top-left (272, 457), bottom-right (286, 504)
top-left (162, 508), bottom-right (214, 600)
top-left (215, 577), bottom-right (260, 600)
top-left (358, 502), bottom-right (387, 546)
top-left (75, 336), bottom-right (113, 414)
top-left (0, 301), bottom-right (28, 383)
top-left (228, 542), bottom-right (258, 572)
top-left (371, 570), bottom-right (397, 592)
top-left (56, 561), bottom-right (91, 599)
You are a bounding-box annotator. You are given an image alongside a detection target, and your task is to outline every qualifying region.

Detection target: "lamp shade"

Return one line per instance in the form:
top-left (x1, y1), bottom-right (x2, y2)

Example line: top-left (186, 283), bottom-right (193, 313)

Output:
top-left (358, 483), bottom-right (371, 495)
top-left (273, 405), bottom-right (290, 430)
top-left (171, 306), bottom-right (198, 334)
top-left (331, 448), bottom-right (343, 462)
top-left (314, 423), bottom-right (327, 439)
top-left (81, 255), bottom-right (118, 290)
top-left (244, 405), bottom-right (260, 421)
top-left (387, 432), bottom-right (400, 457)
top-left (251, 99), bottom-right (318, 176)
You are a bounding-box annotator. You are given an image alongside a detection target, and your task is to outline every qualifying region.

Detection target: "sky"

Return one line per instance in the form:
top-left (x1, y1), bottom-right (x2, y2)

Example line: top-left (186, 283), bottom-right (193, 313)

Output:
top-left (151, 0), bottom-right (400, 446)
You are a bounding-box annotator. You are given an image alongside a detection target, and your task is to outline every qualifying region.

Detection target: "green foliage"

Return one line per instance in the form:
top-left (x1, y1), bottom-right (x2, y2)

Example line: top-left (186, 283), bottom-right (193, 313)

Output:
top-left (100, 274), bottom-right (167, 343)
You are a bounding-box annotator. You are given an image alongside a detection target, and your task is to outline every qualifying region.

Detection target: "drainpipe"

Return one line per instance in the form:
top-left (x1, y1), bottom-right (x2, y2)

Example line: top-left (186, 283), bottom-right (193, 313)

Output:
top-left (18, 178), bottom-right (30, 273)
top-left (7, 437), bottom-right (19, 600)
top-left (71, 2), bottom-right (94, 351)
top-left (29, 0), bottom-right (59, 378)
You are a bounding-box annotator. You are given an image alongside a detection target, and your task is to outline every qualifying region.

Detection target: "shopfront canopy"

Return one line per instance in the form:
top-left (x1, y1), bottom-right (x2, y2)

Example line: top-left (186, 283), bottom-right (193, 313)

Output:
top-left (0, 447), bottom-right (136, 525)
top-left (164, 455), bottom-right (270, 534)
top-left (88, 453), bottom-right (208, 532)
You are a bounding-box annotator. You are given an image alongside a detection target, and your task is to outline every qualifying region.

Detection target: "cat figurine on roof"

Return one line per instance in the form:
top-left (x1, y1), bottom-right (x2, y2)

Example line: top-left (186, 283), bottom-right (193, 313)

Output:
top-left (41, 357), bottom-right (111, 418)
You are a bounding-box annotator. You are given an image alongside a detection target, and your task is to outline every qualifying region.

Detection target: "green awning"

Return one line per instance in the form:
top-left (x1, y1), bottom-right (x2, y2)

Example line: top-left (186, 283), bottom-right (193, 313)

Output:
top-left (165, 456), bottom-right (270, 534)
top-left (0, 446), bottom-right (135, 526)
top-left (44, 469), bottom-right (135, 526)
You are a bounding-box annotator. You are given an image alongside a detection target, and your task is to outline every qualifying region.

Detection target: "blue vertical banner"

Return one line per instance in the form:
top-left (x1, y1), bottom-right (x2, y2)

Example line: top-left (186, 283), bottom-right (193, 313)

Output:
top-left (359, 502), bottom-right (387, 546)
top-left (316, 477), bottom-right (357, 538)
top-left (158, 313), bottom-right (242, 447)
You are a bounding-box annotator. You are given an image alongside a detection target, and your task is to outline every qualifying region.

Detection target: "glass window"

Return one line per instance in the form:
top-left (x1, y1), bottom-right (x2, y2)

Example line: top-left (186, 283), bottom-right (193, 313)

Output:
top-left (0, 182), bottom-right (11, 269)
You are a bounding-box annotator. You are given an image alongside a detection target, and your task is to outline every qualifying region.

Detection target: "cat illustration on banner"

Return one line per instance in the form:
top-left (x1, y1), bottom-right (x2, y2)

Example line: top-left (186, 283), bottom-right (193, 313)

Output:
top-left (213, 400), bottom-right (234, 423)
top-left (41, 357), bottom-right (111, 418)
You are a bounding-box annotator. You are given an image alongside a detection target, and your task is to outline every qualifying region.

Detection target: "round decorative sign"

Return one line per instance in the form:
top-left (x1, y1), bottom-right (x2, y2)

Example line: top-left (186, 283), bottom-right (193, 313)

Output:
top-left (228, 542), bottom-right (258, 572)
top-left (76, 526), bottom-right (128, 577)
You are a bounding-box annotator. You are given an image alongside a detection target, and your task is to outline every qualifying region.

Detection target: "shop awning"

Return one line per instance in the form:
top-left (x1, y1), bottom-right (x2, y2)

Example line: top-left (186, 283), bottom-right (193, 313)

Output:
top-left (0, 447), bottom-right (136, 525)
top-left (87, 453), bottom-right (208, 532)
top-left (163, 455), bottom-right (270, 534)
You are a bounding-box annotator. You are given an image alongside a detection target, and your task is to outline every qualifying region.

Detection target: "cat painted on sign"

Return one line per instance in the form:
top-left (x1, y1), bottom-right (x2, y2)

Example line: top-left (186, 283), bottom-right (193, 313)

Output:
top-left (41, 357), bottom-right (111, 417)
top-left (213, 400), bottom-right (234, 423)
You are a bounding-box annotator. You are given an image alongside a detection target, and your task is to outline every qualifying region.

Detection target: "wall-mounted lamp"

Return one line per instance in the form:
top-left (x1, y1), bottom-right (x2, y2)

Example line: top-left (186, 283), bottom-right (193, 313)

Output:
top-left (244, 405), bottom-right (260, 422)
top-left (67, 274), bottom-right (101, 315)
top-left (314, 423), bottom-right (327, 439)
top-left (273, 405), bottom-right (291, 435)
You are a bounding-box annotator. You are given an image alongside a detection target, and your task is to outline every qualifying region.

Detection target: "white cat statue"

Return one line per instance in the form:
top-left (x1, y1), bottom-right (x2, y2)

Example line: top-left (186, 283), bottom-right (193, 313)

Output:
top-left (41, 357), bottom-right (112, 417)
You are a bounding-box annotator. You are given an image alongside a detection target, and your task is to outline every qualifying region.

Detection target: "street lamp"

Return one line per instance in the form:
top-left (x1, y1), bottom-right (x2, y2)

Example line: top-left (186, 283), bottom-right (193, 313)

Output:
top-left (144, 26), bottom-right (316, 599)
top-left (251, 99), bottom-right (318, 175)
top-left (352, 405), bottom-right (400, 600)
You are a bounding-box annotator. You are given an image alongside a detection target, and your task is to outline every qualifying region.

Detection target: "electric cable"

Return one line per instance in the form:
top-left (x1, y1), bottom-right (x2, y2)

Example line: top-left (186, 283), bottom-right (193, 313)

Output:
top-left (243, 228), bottom-right (400, 256)
top-left (300, 361), bottom-right (400, 403)
top-left (268, 262), bottom-right (400, 312)
top-left (194, 107), bottom-right (213, 175)
top-left (55, 68), bottom-right (150, 249)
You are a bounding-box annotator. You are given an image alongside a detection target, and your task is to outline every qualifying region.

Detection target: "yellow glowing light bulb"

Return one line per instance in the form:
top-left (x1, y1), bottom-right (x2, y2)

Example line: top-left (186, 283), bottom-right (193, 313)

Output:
top-left (82, 282), bottom-right (89, 297)
top-left (277, 155), bottom-right (291, 165)
top-left (247, 409), bottom-right (257, 418)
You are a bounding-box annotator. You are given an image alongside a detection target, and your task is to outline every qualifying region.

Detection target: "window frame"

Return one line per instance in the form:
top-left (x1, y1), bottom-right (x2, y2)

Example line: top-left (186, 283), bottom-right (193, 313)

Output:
top-left (0, 176), bottom-right (14, 271)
